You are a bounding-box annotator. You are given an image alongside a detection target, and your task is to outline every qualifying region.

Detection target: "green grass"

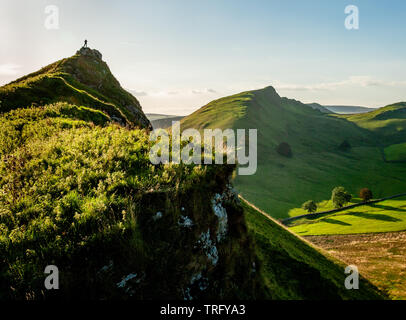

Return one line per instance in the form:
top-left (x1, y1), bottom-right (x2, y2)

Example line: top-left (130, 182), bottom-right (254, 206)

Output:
top-left (1, 103), bottom-right (262, 300)
top-left (289, 196), bottom-right (406, 236)
top-left (242, 198), bottom-right (384, 300)
top-left (336, 103), bottom-right (406, 145)
top-left (384, 143), bottom-right (406, 162)
top-left (181, 87), bottom-right (406, 219)
top-left (288, 198), bottom-right (361, 218)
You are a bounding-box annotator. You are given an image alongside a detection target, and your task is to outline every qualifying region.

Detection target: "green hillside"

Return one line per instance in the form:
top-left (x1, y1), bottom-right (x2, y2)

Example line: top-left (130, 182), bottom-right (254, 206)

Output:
top-left (242, 198), bottom-right (384, 299)
top-left (181, 87), bottom-right (406, 219)
top-left (288, 196), bottom-right (406, 236)
top-left (384, 143), bottom-right (406, 162)
top-left (0, 47), bottom-right (151, 129)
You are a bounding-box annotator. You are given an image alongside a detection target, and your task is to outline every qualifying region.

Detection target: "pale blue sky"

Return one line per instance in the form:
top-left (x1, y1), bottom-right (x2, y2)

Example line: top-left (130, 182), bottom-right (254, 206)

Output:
top-left (1, 0), bottom-right (405, 114)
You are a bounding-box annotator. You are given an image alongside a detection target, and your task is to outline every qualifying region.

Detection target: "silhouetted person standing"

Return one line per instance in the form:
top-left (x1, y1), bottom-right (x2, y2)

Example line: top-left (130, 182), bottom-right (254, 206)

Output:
top-left (84, 40), bottom-right (88, 48)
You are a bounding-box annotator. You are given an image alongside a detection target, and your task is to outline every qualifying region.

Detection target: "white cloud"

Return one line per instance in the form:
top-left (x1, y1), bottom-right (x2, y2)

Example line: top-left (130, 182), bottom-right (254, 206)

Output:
top-left (273, 76), bottom-right (406, 92)
top-left (192, 88), bottom-right (217, 94)
top-left (0, 63), bottom-right (22, 75)
top-left (129, 89), bottom-right (148, 97)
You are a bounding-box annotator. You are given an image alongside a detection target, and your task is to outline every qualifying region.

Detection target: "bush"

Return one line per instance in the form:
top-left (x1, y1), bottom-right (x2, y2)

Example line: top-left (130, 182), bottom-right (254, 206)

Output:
top-left (276, 142), bottom-right (292, 158)
top-left (302, 200), bottom-right (317, 214)
top-left (338, 140), bottom-right (351, 152)
top-left (331, 186), bottom-right (352, 208)
top-left (359, 188), bottom-right (373, 202)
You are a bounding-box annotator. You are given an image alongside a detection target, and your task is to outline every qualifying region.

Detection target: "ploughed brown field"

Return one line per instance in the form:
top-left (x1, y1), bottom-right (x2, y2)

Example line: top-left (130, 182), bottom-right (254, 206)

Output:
top-left (306, 232), bottom-right (406, 300)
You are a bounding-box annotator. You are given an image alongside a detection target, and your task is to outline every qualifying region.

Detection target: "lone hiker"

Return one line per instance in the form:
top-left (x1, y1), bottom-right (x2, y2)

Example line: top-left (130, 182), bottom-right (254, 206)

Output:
top-left (83, 39), bottom-right (88, 48)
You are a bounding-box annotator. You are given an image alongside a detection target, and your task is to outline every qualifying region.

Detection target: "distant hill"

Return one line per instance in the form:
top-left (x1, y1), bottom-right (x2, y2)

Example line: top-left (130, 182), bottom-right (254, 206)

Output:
top-left (242, 198), bottom-right (383, 299)
top-left (306, 103), bottom-right (375, 114)
top-left (324, 105), bottom-right (376, 114)
top-left (181, 86), bottom-right (406, 219)
top-left (0, 47), bottom-right (151, 129)
top-left (146, 113), bottom-right (184, 129)
top-left (306, 103), bottom-right (332, 113)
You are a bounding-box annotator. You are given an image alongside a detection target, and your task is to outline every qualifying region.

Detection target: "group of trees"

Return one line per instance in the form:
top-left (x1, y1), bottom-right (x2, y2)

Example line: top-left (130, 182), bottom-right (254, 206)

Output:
top-left (301, 187), bottom-right (373, 214)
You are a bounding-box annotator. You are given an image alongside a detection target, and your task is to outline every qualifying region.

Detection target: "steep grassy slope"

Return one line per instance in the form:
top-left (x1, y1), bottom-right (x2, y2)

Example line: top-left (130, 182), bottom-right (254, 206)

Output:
top-left (336, 103), bottom-right (406, 145)
top-left (181, 87), bottom-right (406, 218)
top-left (324, 105), bottom-right (375, 114)
top-left (242, 199), bottom-right (384, 300)
top-left (0, 103), bottom-right (265, 300)
top-left (307, 232), bottom-right (406, 300)
top-left (0, 47), bottom-right (151, 129)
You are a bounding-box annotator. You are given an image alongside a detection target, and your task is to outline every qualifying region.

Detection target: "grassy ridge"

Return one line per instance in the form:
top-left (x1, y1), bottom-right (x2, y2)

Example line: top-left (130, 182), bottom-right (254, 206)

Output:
top-left (289, 196), bottom-right (406, 236)
top-left (181, 87), bottom-right (406, 219)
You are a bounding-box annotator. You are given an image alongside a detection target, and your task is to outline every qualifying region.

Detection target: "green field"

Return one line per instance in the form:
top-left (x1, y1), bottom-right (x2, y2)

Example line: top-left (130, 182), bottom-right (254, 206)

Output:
top-left (181, 87), bottom-right (406, 219)
top-left (288, 198), bottom-right (361, 218)
top-left (384, 143), bottom-right (406, 162)
top-left (289, 196), bottom-right (406, 236)
top-left (242, 199), bottom-right (384, 299)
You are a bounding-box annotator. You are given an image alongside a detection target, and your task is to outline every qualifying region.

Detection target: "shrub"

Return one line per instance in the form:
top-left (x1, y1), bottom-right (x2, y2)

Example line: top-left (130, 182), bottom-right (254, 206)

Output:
top-left (331, 186), bottom-right (352, 208)
top-left (302, 200), bottom-right (317, 214)
top-left (276, 142), bottom-right (292, 158)
top-left (359, 188), bottom-right (373, 202)
top-left (338, 140), bottom-right (351, 152)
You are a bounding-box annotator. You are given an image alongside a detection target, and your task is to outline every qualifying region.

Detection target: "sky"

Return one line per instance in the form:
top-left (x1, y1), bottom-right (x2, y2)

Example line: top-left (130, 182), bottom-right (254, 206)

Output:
top-left (1, 0), bottom-right (406, 115)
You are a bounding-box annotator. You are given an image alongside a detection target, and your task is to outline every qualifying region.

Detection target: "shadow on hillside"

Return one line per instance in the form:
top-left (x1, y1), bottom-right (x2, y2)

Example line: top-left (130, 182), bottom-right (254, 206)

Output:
top-left (322, 218), bottom-right (352, 226)
top-left (370, 203), bottom-right (406, 212)
top-left (347, 212), bottom-right (402, 222)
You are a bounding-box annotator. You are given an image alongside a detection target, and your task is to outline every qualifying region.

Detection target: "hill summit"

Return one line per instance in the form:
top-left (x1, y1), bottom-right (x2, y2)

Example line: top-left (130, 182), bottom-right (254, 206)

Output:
top-left (0, 47), bottom-right (151, 129)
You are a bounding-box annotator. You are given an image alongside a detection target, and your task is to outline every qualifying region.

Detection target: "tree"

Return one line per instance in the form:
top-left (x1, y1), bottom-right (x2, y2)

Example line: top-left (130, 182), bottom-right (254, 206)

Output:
top-left (276, 142), bottom-right (292, 158)
top-left (302, 200), bottom-right (317, 214)
top-left (331, 186), bottom-right (352, 208)
top-left (359, 188), bottom-right (373, 202)
top-left (338, 140), bottom-right (351, 152)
